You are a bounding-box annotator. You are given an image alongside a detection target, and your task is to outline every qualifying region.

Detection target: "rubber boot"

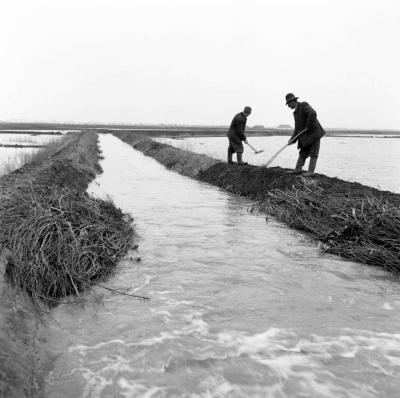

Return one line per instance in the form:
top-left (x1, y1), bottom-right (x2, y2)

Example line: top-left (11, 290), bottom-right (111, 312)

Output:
top-left (227, 149), bottom-right (234, 164)
top-left (290, 156), bottom-right (305, 174)
top-left (237, 152), bottom-right (248, 165)
top-left (303, 157), bottom-right (318, 177)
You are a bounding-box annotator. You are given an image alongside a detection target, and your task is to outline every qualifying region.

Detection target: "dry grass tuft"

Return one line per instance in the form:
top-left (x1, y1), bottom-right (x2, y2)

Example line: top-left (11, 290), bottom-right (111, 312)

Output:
top-left (258, 182), bottom-right (400, 272)
top-left (1, 185), bottom-right (135, 305)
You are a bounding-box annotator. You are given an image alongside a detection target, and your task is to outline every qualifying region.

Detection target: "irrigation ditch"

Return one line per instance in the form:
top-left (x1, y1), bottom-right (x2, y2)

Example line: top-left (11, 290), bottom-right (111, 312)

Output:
top-left (114, 132), bottom-right (400, 273)
top-left (0, 132), bottom-right (136, 397)
top-left (2, 130), bottom-right (399, 396)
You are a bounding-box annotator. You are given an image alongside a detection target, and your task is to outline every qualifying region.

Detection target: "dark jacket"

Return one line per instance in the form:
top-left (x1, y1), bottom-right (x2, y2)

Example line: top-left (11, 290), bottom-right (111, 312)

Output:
top-left (291, 102), bottom-right (325, 148)
top-left (227, 112), bottom-right (247, 143)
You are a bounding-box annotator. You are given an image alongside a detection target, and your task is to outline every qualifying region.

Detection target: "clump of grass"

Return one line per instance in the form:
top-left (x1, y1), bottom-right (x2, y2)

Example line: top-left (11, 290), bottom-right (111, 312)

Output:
top-left (258, 182), bottom-right (400, 272)
top-left (1, 185), bottom-right (135, 305)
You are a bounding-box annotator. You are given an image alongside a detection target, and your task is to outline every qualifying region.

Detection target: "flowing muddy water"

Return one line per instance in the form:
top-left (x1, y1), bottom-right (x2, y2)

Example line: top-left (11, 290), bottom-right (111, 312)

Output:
top-left (45, 134), bottom-right (400, 398)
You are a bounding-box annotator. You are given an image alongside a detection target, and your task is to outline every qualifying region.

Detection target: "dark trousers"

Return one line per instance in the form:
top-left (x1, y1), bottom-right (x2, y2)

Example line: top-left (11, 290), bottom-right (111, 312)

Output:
top-left (227, 139), bottom-right (244, 162)
top-left (295, 139), bottom-right (321, 171)
top-left (228, 139), bottom-right (244, 154)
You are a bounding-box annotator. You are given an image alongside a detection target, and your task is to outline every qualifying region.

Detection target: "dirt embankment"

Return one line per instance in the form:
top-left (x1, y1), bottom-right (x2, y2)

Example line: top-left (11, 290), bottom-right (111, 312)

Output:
top-left (0, 132), bottom-right (105, 398)
top-left (115, 131), bottom-right (218, 178)
top-left (116, 134), bottom-right (400, 273)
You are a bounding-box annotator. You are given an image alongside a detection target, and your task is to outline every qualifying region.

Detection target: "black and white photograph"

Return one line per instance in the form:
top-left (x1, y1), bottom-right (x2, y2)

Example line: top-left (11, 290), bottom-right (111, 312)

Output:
top-left (0, 1), bottom-right (399, 397)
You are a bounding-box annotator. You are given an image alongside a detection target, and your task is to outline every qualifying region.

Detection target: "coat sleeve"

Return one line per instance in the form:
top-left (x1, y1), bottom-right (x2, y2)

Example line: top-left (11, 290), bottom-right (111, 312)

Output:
top-left (290, 114), bottom-right (299, 142)
top-left (302, 102), bottom-right (317, 131)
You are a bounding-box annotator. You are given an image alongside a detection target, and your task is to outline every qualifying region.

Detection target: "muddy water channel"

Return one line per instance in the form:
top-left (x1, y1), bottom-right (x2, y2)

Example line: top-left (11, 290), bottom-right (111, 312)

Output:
top-left (45, 135), bottom-right (400, 398)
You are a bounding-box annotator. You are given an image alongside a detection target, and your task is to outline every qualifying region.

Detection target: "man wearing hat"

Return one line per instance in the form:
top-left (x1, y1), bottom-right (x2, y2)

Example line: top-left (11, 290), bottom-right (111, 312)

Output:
top-left (285, 93), bottom-right (325, 176)
top-left (227, 106), bottom-right (252, 165)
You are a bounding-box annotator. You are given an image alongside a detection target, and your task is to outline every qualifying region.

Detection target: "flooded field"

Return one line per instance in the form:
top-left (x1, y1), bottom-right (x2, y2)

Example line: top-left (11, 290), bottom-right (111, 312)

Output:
top-left (156, 136), bottom-right (400, 193)
top-left (0, 132), bottom-right (62, 146)
top-left (44, 135), bottom-right (400, 398)
top-left (0, 132), bottom-right (63, 176)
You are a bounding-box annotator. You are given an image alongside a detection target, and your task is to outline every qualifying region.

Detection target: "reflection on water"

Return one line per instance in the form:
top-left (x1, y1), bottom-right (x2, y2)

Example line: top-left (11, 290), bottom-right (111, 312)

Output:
top-left (0, 133), bottom-right (62, 145)
top-left (156, 136), bottom-right (400, 193)
top-left (0, 147), bottom-right (39, 176)
top-left (0, 133), bottom-right (63, 176)
top-left (45, 135), bottom-right (400, 398)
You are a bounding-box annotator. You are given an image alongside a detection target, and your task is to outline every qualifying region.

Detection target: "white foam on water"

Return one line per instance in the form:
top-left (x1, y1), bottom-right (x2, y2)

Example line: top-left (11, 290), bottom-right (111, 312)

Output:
top-left (181, 311), bottom-right (210, 336)
top-left (138, 331), bottom-right (178, 346)
top-left (136, 310), bottom-right (210, 347)
top-left (159, 296), bottom-right (196, 307)
top-left (198, 376), bottom-right (239, 397)
top-left (69, 339), bottom-right (127, 354)
top-left (382, 302), bottom-right (394, 310)
top-left (67, 309), bottom-right (210, 361)
top-left (150, 308), bottom-right (173, 318)
top-left (81, 367), bottom-right (113, 398)
top-left (198, 375), bottom-right (295, 398)
top-left (65, 325), bottom-right (399, 396)
top-left (214, 327), bottom-right (400, 397)
top-left (74, 354), bottom-right (136, 398)
top-left (128, 274), bottom-right (152, 294)
top-left (118, 378), bottom-right (166, 398)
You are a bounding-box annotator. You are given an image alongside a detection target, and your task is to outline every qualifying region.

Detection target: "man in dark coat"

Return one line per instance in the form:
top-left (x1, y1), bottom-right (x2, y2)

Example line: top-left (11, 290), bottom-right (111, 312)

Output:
top-left (227, 106), bottom-right (251, 165)
top-left (286, 93), bottom-right (325, 176)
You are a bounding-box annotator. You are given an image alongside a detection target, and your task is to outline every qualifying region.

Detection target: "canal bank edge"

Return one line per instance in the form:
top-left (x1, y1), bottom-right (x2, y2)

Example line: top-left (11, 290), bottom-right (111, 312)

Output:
top-left (0, 132), bottom-right (101, 397)
top-left (0, 132), bottom-right (136, 397)
top-left (114, 133), bottom-right (400, 273)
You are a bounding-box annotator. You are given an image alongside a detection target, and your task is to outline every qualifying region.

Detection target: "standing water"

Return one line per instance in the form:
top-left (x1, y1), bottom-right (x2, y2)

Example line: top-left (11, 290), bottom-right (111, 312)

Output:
top-left (45, 135), bottom-right (400, 397)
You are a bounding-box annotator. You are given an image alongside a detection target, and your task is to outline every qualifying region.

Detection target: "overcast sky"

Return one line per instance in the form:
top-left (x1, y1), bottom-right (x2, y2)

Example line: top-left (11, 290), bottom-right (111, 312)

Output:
top-left (1, 0), bottom-right (399, 128)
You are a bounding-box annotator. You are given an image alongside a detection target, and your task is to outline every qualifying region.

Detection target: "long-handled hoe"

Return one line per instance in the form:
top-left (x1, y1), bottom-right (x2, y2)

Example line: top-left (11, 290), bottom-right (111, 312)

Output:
top-left (246, 142), bottom-right (264, 154)
top-left (261, 129), bottom-right (307, 167)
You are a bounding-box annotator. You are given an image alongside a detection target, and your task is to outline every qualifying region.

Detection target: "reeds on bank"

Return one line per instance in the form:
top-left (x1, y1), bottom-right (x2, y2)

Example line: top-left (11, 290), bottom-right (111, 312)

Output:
top-left (258, 181), bottom-right (400, 272)
top-left (1, 186), bottom-right (134, 304)
top-left (0, 133), bottom-right (135, 305)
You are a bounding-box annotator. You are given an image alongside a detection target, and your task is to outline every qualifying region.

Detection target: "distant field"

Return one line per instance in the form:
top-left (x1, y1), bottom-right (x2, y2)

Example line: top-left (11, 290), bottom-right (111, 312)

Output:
top-left (0, 123), bottom-right (399, 137)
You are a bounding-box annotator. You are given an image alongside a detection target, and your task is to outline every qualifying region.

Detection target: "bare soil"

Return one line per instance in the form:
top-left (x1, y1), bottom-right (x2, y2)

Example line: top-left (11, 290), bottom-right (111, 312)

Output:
top-left (197, 162), bottom-right (400, 204)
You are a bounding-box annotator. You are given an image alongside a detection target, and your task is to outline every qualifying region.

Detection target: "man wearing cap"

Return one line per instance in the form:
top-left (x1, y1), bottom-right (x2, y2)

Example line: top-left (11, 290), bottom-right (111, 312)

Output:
top-left (227, 106), bottom-right (252, 165)
top-left (285, 93), bottom-right (325, 177)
